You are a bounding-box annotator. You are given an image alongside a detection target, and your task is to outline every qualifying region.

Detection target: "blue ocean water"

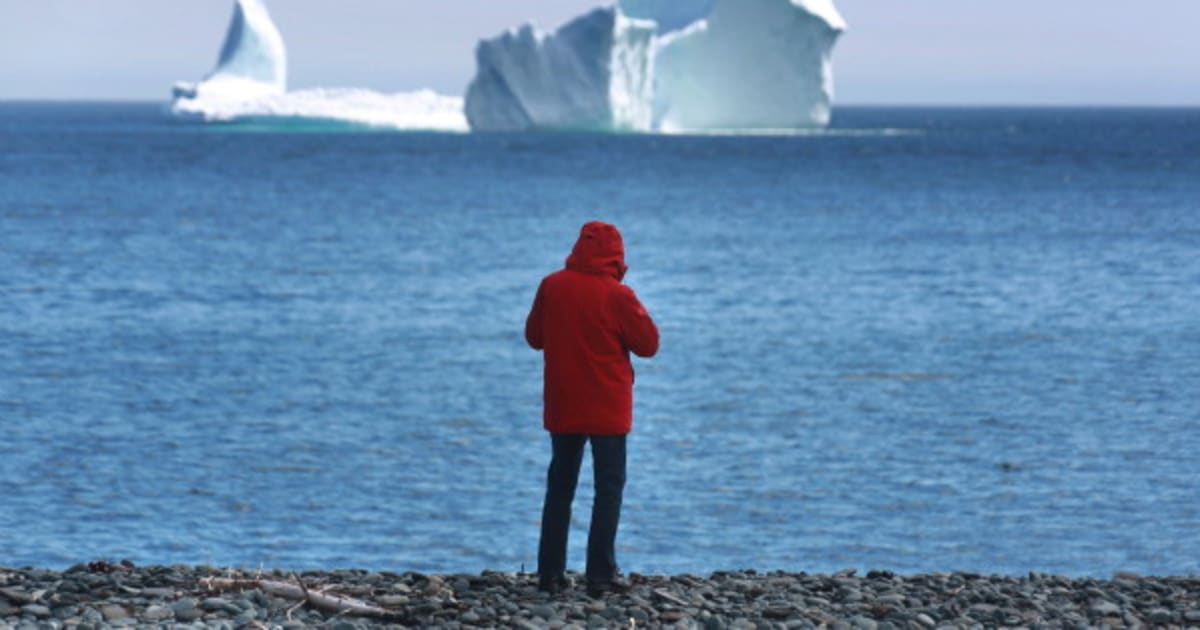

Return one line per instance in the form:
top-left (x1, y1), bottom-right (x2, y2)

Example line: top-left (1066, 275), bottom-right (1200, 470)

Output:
top-left (1, 103), bottom-right (1198, 577)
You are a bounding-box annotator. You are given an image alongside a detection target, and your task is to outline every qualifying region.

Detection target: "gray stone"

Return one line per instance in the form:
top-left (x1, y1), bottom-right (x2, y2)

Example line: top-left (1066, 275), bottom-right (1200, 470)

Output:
top-left (915, 613), bottom-right (936, 628)
top-left (100, 604), bottom-right (129, 621)
top-left (201, 597), bottom-right (242, 615)
top-left (0, 588), bottom-right (36, 604)
top-left (377, 594), bottom-right (409, 607)
top-left (531, 604), bottom-right (556, 620)
top-left (600, 605), bottom-right (626, 620)
top-left (875, 593), bottom-right (907, 606)
top-left (850, 615), bottom-right (878, 630)
top-left (20, 604), bottom-right (51, 618)
top-left (1090, 600), bottom-right (1121, 616)
top-left (232, 611), bottom-right (257, 626)
top-left (142, 604), bottom-right (173, 621)
top-left (172, 597), bottom-right (202, 622)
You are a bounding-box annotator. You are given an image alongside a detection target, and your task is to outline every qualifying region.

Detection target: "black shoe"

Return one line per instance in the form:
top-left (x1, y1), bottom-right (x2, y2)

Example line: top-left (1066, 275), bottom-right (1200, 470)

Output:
top-left (538, 574), bottom-right (571, 594)
top-left (586, 575), bottom-right (631, 598)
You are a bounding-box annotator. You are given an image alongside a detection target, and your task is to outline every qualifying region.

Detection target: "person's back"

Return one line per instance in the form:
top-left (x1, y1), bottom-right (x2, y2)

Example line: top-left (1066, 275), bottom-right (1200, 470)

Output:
top-left (525, 221), bottom-right (658, 596)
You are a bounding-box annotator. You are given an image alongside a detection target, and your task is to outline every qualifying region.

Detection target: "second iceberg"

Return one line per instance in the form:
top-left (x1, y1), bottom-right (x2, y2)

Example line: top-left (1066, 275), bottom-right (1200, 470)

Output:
top-left (465, 0), bottom-right (847, 133)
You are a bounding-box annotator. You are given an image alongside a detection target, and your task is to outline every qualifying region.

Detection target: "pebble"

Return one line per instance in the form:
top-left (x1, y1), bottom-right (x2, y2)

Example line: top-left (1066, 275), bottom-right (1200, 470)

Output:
top-left (19, 604), bottom-right (51, 618)
top-left (143, 604), bottom-right (173, 620)
top-left (100, 604), bottom-right (129, 620)
top-left (0, 564), bottom-right (1198, 628)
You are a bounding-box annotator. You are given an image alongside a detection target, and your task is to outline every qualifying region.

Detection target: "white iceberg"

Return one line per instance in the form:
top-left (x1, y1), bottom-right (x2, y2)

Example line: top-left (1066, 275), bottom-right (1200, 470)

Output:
top-left (652, 0), bottom-right (846, 131)
top-left (464, 8), bottom-right (657, 132)
top-left (171, 0), bottom-right (466, 131)
top-left (172, 88), bottom-right (468, 131)
top-left (171, 0), bottom-right (286, 103)
top-left (465, 0), bottom-right (845, 133)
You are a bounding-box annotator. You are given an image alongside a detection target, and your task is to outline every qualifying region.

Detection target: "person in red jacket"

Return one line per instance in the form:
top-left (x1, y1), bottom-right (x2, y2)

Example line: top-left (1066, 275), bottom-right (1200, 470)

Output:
top-left (525, 221), bottom-right (659, 596)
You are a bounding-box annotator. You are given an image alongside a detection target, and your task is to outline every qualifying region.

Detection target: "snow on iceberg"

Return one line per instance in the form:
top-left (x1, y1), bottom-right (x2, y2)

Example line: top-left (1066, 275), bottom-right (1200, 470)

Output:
top-left (464, 8), bottom-right (657, 132)
top-left (170, 0), bottom-right (466, 131)
top-left (617, 0), bottom-right (715, 34)
top-left (652, 0), bottom-right (846, 131)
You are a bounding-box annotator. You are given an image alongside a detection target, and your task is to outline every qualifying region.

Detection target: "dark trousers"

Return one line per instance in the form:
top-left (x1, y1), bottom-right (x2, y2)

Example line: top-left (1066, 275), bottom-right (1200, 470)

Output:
top-left (537, 433), bottom-right (626, 585)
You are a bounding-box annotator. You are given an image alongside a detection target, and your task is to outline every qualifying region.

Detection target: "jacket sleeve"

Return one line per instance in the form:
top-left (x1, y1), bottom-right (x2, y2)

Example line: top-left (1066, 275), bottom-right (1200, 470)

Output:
top-left (525, 281), bottom-right (545, 350)
top-left (613, 285), bottom-right (659, 358)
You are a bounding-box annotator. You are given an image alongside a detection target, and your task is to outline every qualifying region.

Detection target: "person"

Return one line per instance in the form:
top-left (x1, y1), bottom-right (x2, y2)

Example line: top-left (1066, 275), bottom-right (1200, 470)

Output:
top-left (524, 221), bottom-right (659, 597)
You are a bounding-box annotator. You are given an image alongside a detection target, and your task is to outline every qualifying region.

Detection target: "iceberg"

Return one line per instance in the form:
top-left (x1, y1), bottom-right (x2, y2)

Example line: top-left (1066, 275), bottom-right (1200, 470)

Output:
top-left (464, 8), bottom-right (657, 132)
top-left (651, 0), bottom-right (846, 131)
top-left (465, 0), bottom-right (845, 133)
top-left (171, 0), bottom-right (286, 102)
top-left (171, 88), bottom-right (468, 131)
top-left (171, 0), bottom-right (466, 131)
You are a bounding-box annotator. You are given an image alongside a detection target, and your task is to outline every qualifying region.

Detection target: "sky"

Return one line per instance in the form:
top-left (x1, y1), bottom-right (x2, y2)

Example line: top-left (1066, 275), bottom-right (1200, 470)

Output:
top-left (1, 0), bottom-right (1198, 105)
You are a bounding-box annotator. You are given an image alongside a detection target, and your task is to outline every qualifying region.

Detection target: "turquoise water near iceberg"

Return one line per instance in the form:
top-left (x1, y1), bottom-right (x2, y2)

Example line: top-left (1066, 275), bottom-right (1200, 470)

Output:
top-left (1, 103), bottom-right (1198, 576)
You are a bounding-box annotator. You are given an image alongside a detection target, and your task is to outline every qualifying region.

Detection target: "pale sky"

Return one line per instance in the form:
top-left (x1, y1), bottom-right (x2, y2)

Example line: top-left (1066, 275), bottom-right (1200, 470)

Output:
top-left (2, 0), bottom-right (1198, 105)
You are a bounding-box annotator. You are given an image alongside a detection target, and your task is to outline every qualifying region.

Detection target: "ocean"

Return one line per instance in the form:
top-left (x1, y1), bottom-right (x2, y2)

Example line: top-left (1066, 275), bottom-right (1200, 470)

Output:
top-left (1, 103), bottom-right (1197, 577)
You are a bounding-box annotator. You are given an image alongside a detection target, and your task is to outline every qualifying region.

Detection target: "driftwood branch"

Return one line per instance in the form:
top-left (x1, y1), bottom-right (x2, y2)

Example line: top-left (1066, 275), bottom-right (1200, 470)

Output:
top-left (201, 577), bottom-right (408, 622)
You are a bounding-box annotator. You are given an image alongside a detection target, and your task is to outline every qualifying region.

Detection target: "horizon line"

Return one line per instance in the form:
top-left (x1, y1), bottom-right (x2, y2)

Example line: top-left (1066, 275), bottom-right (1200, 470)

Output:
top-left (2, 97), bottom-right (1198, 110)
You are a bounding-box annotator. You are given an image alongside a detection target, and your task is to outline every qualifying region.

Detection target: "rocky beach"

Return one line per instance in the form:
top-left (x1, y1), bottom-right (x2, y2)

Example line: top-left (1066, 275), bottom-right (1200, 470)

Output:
top-left (2, 563), bottom-right (1199, 629)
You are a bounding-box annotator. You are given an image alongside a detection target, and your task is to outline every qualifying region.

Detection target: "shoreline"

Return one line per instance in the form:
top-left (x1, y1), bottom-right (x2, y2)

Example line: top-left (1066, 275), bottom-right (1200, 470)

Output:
top-left (2, 564), bottom-right (1199, 629)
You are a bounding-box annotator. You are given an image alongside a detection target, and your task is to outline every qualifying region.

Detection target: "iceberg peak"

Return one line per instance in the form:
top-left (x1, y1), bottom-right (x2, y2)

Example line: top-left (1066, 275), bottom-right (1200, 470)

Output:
top-left (173, 0), bottom-right (286, 100)
top-left (211, 0), bottom-right (287, 91)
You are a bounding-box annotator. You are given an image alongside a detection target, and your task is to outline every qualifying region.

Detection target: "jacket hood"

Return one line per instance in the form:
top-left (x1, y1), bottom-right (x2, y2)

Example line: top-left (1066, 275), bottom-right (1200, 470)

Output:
top-left (565, 221), bottom-right (628, 281)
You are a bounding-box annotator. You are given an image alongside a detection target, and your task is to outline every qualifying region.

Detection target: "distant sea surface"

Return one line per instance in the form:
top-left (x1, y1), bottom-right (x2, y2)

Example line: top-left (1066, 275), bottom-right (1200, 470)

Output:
top-left (2, 103), bottom-right (1198, 576)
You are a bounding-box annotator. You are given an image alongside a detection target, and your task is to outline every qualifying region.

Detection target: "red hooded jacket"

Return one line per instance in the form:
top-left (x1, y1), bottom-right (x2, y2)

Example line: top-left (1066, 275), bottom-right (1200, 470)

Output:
top-left (525, 222), bottom-right (659, 435)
